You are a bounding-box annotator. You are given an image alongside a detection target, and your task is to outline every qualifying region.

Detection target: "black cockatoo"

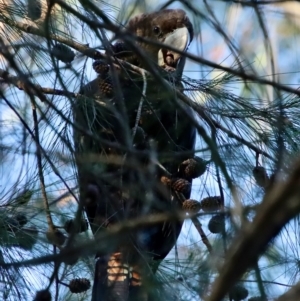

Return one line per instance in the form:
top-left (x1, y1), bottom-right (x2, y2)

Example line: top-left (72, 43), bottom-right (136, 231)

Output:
top-left (73, 9), bottom-right (196, 301)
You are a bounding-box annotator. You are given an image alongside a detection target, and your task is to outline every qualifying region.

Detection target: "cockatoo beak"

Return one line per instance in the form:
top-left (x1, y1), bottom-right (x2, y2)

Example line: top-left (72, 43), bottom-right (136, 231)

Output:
top-left (158, 26), bottom-right (190, 71)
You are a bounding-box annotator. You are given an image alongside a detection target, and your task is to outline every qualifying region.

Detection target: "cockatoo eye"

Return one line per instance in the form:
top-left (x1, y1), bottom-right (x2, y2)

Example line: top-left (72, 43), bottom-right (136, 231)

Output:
top-left (153, 26), bottom-right (161, 35)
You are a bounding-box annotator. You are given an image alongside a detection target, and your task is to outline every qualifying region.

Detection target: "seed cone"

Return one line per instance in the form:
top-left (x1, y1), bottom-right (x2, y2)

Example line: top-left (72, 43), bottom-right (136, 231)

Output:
top-left (200, 196), bottom-right (222, 212)
top-left (172, 178), bottom-right (191, 194)
top-left (98, 78), bottom-right (113, 96)
top-left (161, 176), bottom-right (191, 195)
top-left (208, 214), bottom-right (225, 234)
top-left (182, 199), bottom-right (202, 213)
top-left (52, 44), bottom-right (75, 63)
top-left (252, 166), bottom-right (270, 189)
top-left (69, 278), bottom-right (91, 293)
top-left (178, 157), bottom-right (209, 179)
top-left (93, 60), bottom-right (110, 74)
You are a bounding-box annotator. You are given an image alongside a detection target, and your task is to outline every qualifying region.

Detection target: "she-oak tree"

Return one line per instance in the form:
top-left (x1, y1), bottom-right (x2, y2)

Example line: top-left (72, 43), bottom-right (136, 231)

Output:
top-left (1, 1), bottom-right (300, 301)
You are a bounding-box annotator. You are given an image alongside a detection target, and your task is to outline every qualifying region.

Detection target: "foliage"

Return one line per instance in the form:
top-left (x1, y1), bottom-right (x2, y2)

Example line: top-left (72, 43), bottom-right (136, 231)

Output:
top-left (1, 0), bottom-right (300, 300)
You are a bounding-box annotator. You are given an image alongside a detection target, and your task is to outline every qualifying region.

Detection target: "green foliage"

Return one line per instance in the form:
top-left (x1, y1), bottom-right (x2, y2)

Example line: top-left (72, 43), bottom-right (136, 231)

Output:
top-left (1, 1), bottom-right (300, 300)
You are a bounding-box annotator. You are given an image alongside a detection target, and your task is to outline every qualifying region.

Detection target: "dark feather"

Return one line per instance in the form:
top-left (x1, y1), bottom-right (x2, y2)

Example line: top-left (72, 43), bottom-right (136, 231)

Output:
top-left (74, 9), bottom-right (195, 301)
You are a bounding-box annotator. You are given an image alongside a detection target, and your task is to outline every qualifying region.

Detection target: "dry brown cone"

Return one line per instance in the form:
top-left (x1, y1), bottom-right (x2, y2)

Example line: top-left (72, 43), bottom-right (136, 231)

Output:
top-left (178, 157), bottom-right (209, 179)
top-left (200, 196), bottom-right (222, 212)
top-left (98, 77), bottom-right (114, 97)
top-left (46, 228), bottom-right (66, 247)
top-left (93, 60), bottom-right (110, 74)
top-left (111, 41), bottom-right (125, 53)
top-left (51, 44), bottom-right (75, 63)
top-left (208, 214), bottom-right (225, 234)
top-left (182, 199), bottom-right (202, 213)
top-left (69, 278), bottom-right (91, 293)
top-left (252, 166), bottom-right (270, 189)
top-left (64, 218), bottom-right (89, 234)
top-left (33, 289), bottom-right (51, 301)
top-left (160, 176), bottom-right (191, 195)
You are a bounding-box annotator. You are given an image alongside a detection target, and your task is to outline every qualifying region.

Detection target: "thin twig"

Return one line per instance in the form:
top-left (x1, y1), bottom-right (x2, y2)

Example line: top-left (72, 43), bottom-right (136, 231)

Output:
top-left (0, 68), bottom-right (78, 98)
top-left (5, 6), bottom-right (300, 98)
top-left (207, 159), bottom-right (300, 301)
top-left (175, 190), bottom-right (212, 253)
top-left (132, 69), bottom-right (147, 139)
top-left (191, 217), bottom-right (213, 253)
top-left (0, 38), bottom-right (78, 203)
top-left (1, 211), bottom-right (189, 269)
top-left (30, 97), bottom-right (54, 228)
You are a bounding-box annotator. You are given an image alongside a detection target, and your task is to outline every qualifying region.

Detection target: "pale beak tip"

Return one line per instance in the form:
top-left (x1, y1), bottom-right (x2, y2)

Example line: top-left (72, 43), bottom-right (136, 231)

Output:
top-left (158, 27), bottom-right (190, 69)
